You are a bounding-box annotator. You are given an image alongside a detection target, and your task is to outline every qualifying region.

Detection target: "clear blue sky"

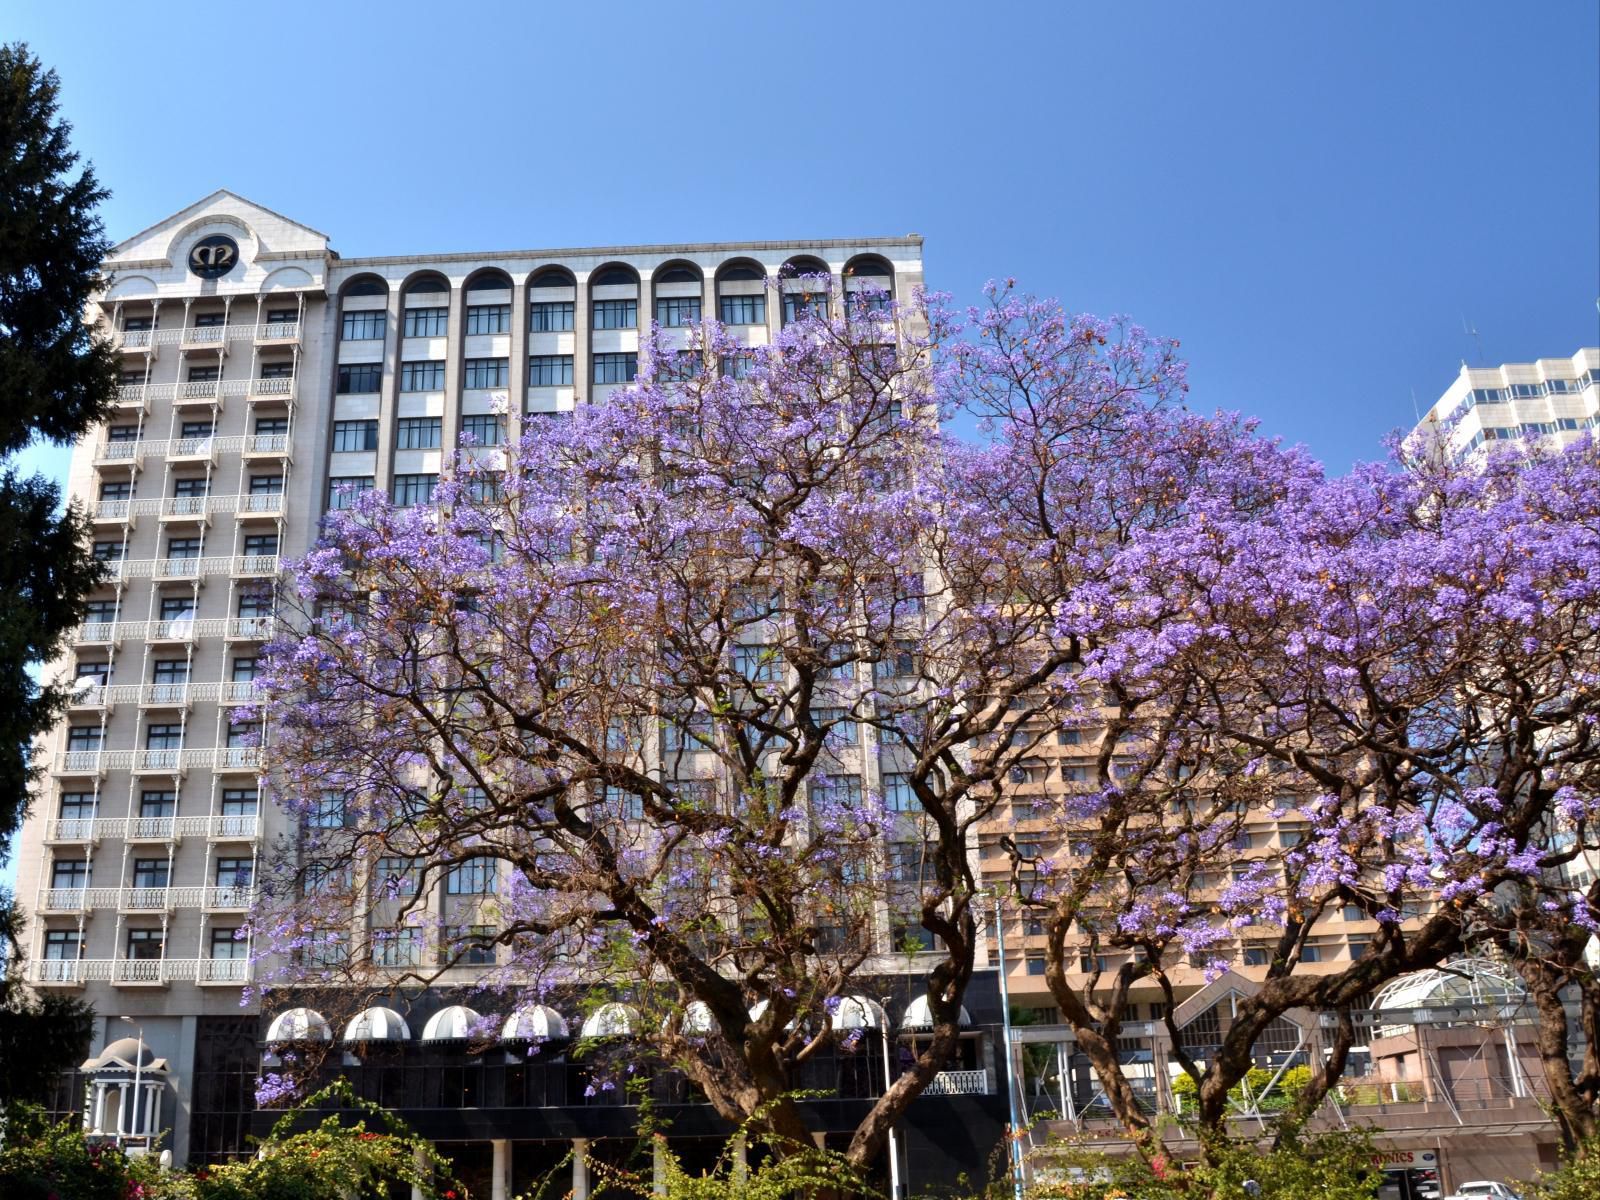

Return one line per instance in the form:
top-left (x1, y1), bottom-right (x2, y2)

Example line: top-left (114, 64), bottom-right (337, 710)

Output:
top-left (3, 2), bottom-right (1597, 882)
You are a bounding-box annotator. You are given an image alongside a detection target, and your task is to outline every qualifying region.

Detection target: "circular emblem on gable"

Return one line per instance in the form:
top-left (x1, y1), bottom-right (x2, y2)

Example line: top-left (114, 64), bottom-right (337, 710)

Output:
top-left (188, 234), bottom-right (240, 279)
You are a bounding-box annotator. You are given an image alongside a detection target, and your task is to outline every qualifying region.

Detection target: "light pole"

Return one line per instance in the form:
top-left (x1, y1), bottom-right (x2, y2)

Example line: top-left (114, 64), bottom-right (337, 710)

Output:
top-left (118, 1016), bottom-right (144, 1150)
top-left (876, 998), bottom-right (901, 1200)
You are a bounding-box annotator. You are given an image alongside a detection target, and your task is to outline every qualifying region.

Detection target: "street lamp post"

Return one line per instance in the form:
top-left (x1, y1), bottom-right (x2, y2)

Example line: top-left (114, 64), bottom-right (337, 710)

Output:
top-left (118, 1015), bottom-right (144, 1150)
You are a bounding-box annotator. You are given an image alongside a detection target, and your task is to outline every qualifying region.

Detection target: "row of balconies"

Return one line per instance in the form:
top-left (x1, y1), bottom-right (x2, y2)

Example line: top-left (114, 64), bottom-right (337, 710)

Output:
top-left (116, 321), bottom-right (299, 351)
top-left (92, 554), bottom-right (279, 583)
top-left (28, 956), bottom-right (250, 986)
top-left (75, 617), bottom-right (275, 646)
top-left (67, 681), bottom-right (258, 711)
top-left (113, 376), bottom-right (295, 412)
top-left (51, 746), bottom-right (264, 777)
top-left (90, 493), bottom-right (285, 525)
top-left (94, 433), bottom-right (290, 466)
top-left (44, 813), bottom-right (261, 843)
top-left (36, 884), bottom-right (257, 914)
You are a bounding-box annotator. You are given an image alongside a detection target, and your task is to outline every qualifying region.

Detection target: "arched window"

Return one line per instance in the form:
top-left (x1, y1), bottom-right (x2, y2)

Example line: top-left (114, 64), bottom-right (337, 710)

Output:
top-left (464, 270), bottom-right (513, 292)
top-left (341, 275), bottom-right (387, 298)
top-left (715, 259), bottom-right (767, 326)
top-left (404, 273), bottom-right (451, 297)
top-left (654, 265), bottom-right (700, 284)
top-left (591, 264), bottom-right (639, 288)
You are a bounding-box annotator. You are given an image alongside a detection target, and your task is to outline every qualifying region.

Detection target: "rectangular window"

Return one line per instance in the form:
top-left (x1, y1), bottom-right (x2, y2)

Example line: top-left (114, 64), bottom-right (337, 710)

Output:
top-left (891, 913), bottom-right (935, 952)
top-left (132, 859), bottom-right (170, 889)
top-left (331, 419), bottom-right (379, 453)
top-left (215, 858), bottom-right (253, 888)
top-left (91, 540), bottom-right (124, 562)
top-left (459, 414), bottom-right (505, 446)
top-left (192, 312), bottom-right (225, 328)
top-left (107, 424), bottom-right (139, 442)
top-left (210, 927), bottom-right (246, 959)
top-left (236, 592), bottom-right (273, 618)
top-left (813, 773), bottom-right (862, 807)
top-left (592, 298), bottom-right (637, 330)
top-left (51, 860), bottom-right (90, 888)
top-left (662, 712), bottom-right (713, 752)
top-left (592, 352), bottom-right (638, 384)
top-left (655, 296), bottom-right (701, 327)
top-left (145, 723), bottom-right (183, 751)
top-left (99, 480), bottom-right (132, 501)
top-left (1242, 946), bottom-right (1270, 967)
top-left (403, 307), bottom-right (449, 338)
top-left (258, 359), bottom-right (295, 379)
top-left (465, 304), bottom-right (511, 335)
top-left (528, 300), bottom-right (574, 332)
top-left (445, 925), bottom-right (497, 966)
top-left (179, 420), bottom-right (214, 438)
top-left (231, 657), bottom-right (259, 682)
top-left (528, 354), bottom-right (574, 386)
top-left (255, 416), bottom-right (288, 434)
top-left (718, 351), bottom-right (756, 379)
top-left (159, 596), bottom-right (195, 620)
top-left (66, 726), bottom-right (103, 752)
top-left (371, 927), bottom-right (424, 967)
top-left (265, 307), bottom-right (297, 325)
top-left (59, 792), bottom-right (96, 821)
top-left (45, 930), bottom-right (82, 960)
top-left (328, 476), bottom-right (376, 509)
top-left (139, 790), bottom-right (176, 817)
top-left (226, 721), bottom-right (260, 750)
top-left (336, 364), bottom-right (383, 394)
top-left (126, 929), bottom-right (164, 959)
top-left (881, 772), bottom-right (915, 812)
top-left (782, 292), bottom-right (830, 325)
top-left (809, 706), bottom-right (858, 744)
top-left (221, 788), bottom-right (258, 816)
top-left (242, 533), bottom-right (278, 557)
top-left (395, 416), bottom-right (442, 450)
top-left (375, 856), bottom-right (421, 895)
top-left (172, 477), bottom-right (208, 498)
top-left (249, 474), bottom-right (284, 494)
top-left (463, 357), bottom-right (509, 389)
top-left (392, 473), bottom-right (438, 507)
top-left (400, 360), bottom-right (446, 392)
top-left (75, 661), bottom-right (109, 685)
top-left (84, 599), bottom-right (119, 623)
top-left (733, 643), bottom-right (778, 682)
top-left (123, 316), bottom-right (154, 332)
top-left (341, 310), bottom-right (386, 340)
top-left (718, 294), bottom-right (766, 325)
top-left (659, 351), bottom-right (704, 382)
top-left (151, 661), bottom-right (188, 684)
top-left (166, 536), bottom-right (201, 560)
top-left (445, 856), bottom-right (498, 895)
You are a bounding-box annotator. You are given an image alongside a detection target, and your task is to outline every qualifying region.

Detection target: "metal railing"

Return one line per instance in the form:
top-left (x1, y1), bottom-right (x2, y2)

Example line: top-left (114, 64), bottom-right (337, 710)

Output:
top-left (42, 813), bottom-right (260, 843)
top-left (29, 956), bottom-right (253, 985)
top-left (923, 1069), bottom-right (992, 1096)
top-left (51, 745), bottom-right (268, 775)
top-left (35, 883), bottom-right (258, 914)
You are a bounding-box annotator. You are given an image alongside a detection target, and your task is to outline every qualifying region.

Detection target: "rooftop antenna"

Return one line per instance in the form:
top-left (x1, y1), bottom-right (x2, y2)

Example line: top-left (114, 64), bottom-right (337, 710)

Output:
top-left (1461, 316), bottom-right (1487, 367)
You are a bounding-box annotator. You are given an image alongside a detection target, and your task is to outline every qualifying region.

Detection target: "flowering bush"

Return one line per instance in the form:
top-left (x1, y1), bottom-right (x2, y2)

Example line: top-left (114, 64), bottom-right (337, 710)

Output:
top-left (0, 1105), bottom-right (172, 1200)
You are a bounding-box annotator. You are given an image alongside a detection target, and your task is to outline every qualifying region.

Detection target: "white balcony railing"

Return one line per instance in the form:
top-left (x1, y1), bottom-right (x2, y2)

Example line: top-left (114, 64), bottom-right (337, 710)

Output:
top-left (205, 886), bottom-right (256, 910)
top-left (31, 957), bottom-right (252, 986)
top-left (245, 433), bottom-right (289, 455)
top-left (45, 818), bottom-right (98, 841)
top-left (126, 816), bottom-right (176, 840)
top-left (199, 957), bottom-right (251, 983)
top-left (177, 380), bottom-right (222, 401)
top-left (31, 959), bottom-right (86, 984)
top-left (42, 813), bottom-right (260, 843)
top-left (258, 321), bottom-right (299, 341)
top-left (922, 1070), bottom-right (991, 1096)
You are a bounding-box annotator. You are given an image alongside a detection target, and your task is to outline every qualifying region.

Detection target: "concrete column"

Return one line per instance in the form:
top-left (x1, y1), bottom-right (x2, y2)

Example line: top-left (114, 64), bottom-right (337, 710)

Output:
top-left (92, 1082), bottom-right (106, 1134)
top-left (652, 1137), bottom-right (667, 1196)
top-left (571, 1138), bottom-right (590, 1200)
top-left (411, 1145), bottom-right (430, 1200)
top-left (172, 1013), bottom-right (197, 1163)
top-left (491, 1139), bottom-right (510, 1200)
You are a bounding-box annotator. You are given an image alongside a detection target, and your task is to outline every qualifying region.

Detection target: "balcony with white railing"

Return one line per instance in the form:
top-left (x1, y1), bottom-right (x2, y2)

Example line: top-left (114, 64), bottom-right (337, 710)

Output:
top-left (26, 956), bottom-right (251, 986)
top-left (921, 1070), bottom-right (992, 1097)
top-left (39, 883), bottom-right (91, 908)
top-left (174, 379), bottom-right (223, 406)
top-left (237, 492), bottom-right (285, 519)
top-left (52, 749), bottom-right (114, 775)
top-left (214, 746), bottom-right (263, 773)
top-left (243, 433), bottom-right (289, 458)
top-left (220, 681), bottom-right (258, 704)
top-left (232, 554), bottom-right (280, 577)
top-left (30, 959), bottom-right (86, 985)
top-left (255, 321), bottom-right (299, 344)
top-left (160, 495), bottom-right (212, 522)
top-left (126, 816), bottom-right (177, 841)
top-left (198, 957), bottom-right (251, 984)
top-left (44, 817), bottom-right (99, 843)
top-left (165, 436), bottom-right (217, 464)
top-left (204, 886), bottom-right (256, 911)
top-left (204, 813), bottom-right (260, 840)
top-left (75, 620), bottom-right (121, 645)
top-left (181, 324), bottom-right (228, 349)
top-left (139, 682), bottom-right (196, 708)
top-left (226, 617), bottom-right (275, 641)
top-left (133, 749), bottom-right (184, 775)
top-left (94, 438), bottom-right (146, 467)
top-left (89, 499), bottom-right (133, 526)
top-left (249, 375), bottom-right (296, 403)
top-left (154, 555), bottom-right (202, 581)
top-left (66, 684), bottom-right (112, 712)
top-left (116, 328), bottom-right (155, 352)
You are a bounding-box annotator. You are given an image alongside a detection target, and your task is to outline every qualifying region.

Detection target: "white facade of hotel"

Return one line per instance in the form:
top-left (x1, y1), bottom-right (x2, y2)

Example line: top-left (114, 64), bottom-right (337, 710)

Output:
top-left (13, 190), bottom-right (929, 1163)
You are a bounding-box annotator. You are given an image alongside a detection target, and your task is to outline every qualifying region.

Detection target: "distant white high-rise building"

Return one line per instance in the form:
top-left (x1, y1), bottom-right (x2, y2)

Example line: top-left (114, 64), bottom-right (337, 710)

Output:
top-left (1411, 347), bottom-right (1599, 462)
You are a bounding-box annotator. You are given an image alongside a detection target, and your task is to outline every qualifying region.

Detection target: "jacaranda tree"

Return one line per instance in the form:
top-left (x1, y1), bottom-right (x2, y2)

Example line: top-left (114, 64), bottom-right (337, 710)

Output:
top-left (252, 277), bottom-right (1600, 1169)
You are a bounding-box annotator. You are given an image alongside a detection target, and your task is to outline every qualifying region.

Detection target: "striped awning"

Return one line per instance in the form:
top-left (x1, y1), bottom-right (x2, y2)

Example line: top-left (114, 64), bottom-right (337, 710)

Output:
top-left (342, 1006), bottom-right (410, 1043)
